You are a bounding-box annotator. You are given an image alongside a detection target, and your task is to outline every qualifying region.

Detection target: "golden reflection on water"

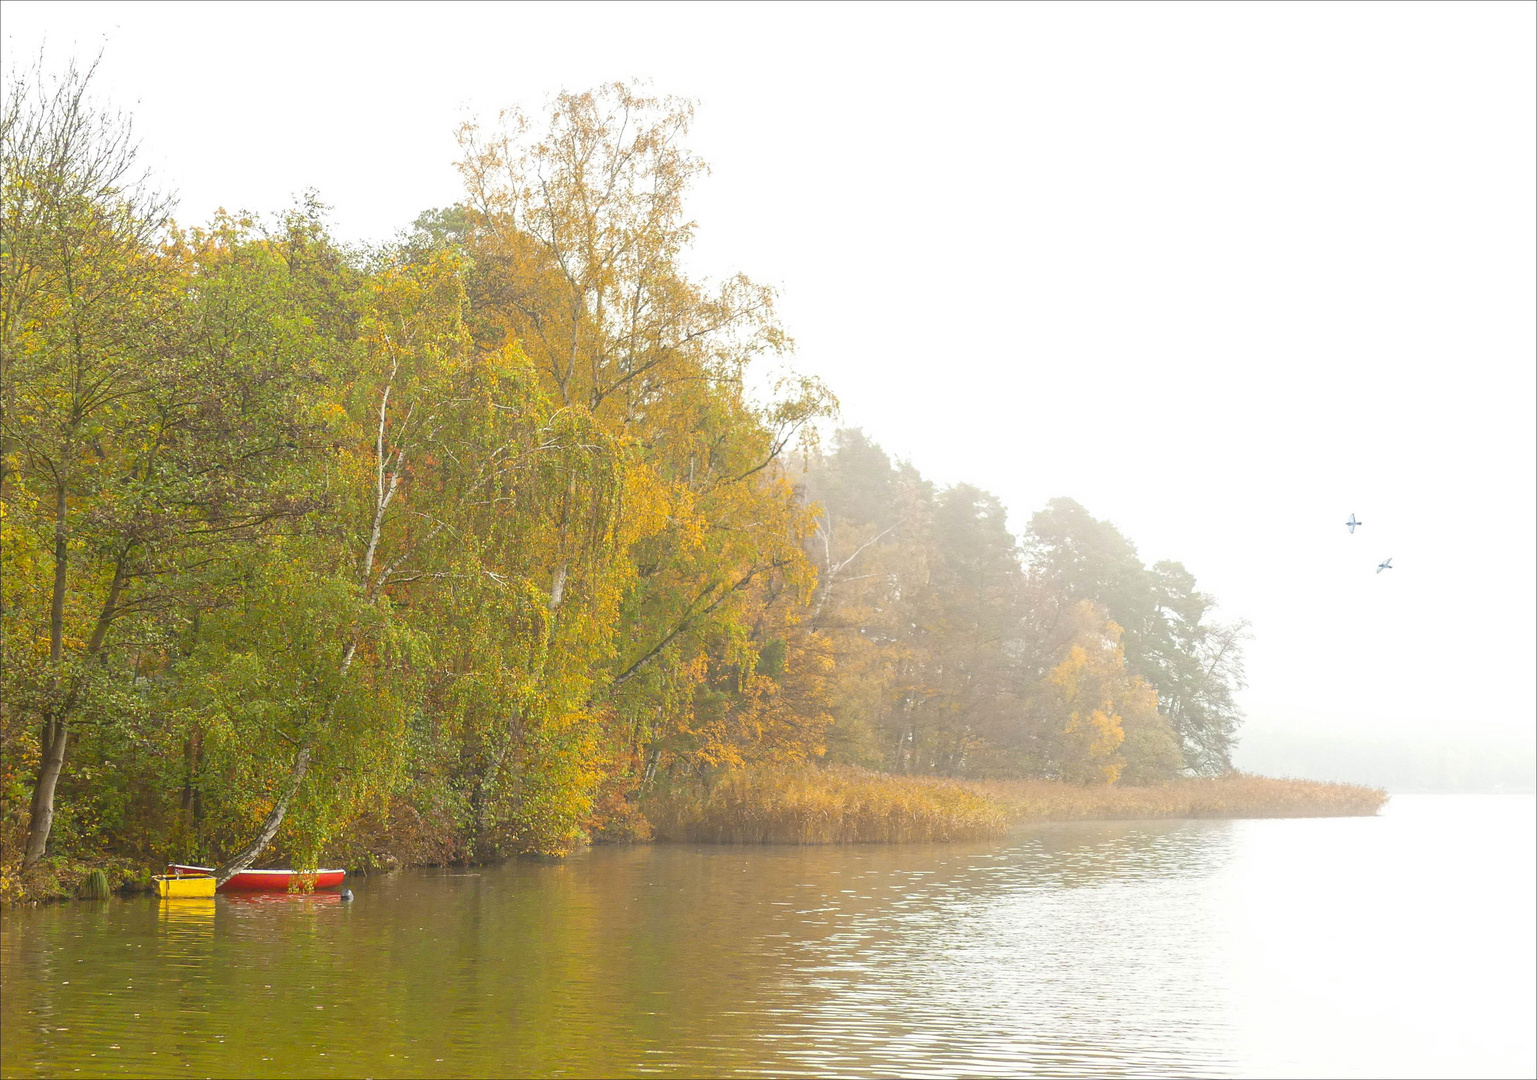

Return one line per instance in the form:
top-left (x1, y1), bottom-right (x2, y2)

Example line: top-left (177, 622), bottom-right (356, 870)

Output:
top-left (1, 795), bottom-right (1533, 1079)
top-left (157, 898), bottom-right (215, 930)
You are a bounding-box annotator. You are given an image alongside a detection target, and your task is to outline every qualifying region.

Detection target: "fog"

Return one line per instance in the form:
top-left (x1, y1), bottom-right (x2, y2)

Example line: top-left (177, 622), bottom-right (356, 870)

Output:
top-left (6, 1), bottom-right (1532, 782)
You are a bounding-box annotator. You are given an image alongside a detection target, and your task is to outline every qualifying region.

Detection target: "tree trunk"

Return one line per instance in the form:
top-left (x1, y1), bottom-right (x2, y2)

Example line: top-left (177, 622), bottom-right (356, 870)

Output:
top-left (22, 717), bottom-right (68, 869)
top-left (49, 483), bottom-right (67, 661)
top-left (215, 747), bottom-right (311, 885)
top-left (24, 540), bottom-right (129, 870)
top-left (23, 483), bottom-right (73, 871)
top-left (181, 731), bottom-right (205, 836)
top-left (469, 742), bottom-right (510, 862)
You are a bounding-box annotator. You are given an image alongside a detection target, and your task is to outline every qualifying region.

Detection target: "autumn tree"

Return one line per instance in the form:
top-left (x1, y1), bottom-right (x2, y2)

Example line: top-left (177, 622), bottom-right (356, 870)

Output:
top-left (190, 225), bottom-right (645, 876)
top-left (448, 83), bottom-right (834, 788)
top-left (805, 433), bottom-right (1189, 785)
top-left (803, 435), bottom-right (1030, 776)
top-left (1025, 497), bottom-right (1247, 772)
top-left (910, 485), bottom-right (1027, 773)
top-left (1, 58), bottom-right (322, 869)
top-left (1027, 604), bottom-right (1181, 785)
top-left (799, 430), bottom-right (932, 770)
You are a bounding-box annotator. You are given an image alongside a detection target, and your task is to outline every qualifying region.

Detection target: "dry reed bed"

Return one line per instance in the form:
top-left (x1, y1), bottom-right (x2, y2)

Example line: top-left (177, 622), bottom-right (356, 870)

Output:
top-left (973, 773), bottom-right (1389, 822)
top-left (645, 768), bottom-right (1387, 844)
top-left (645, 767), bottom-right (1009, 843)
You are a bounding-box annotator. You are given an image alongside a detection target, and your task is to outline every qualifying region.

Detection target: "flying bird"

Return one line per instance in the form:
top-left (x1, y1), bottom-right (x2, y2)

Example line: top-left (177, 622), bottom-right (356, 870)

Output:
top-left (1346, 513), bottom-right (1362, 534)
top-left (1377, 557), bottom-right (1393, 574)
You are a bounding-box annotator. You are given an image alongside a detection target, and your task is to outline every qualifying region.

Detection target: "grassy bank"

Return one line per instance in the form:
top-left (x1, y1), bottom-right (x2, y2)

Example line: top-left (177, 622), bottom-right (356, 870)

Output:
top-left (645, 767), bottom-right (1388, 844)
top-left (0, 857), bottom-right (156, 906)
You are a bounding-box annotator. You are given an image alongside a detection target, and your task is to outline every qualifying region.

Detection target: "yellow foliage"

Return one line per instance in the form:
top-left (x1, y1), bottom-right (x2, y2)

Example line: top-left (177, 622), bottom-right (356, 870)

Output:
top-left (1046, 638), bottom-right (1126, 784)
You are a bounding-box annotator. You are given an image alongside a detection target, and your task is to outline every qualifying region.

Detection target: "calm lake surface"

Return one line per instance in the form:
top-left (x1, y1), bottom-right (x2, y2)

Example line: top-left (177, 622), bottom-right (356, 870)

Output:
top-left (3, 793), bottom-right (1533, 1079)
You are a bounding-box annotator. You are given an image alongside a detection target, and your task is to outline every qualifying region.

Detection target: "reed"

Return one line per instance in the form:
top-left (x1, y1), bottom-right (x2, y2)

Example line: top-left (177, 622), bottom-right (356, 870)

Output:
top-left (644, 768), bottom-right (1386, 845)
top-left (645, 766), bottom-right (1009, 844)
top-left (971, 772), bottom-right (1388, 821)
top-left (75, 868), bottom-right (111, 900)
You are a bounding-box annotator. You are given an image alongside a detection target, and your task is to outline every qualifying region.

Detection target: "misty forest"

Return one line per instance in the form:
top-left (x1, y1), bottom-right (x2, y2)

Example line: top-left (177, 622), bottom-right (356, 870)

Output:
top-left (3, 69), bottom-right (1286, 895)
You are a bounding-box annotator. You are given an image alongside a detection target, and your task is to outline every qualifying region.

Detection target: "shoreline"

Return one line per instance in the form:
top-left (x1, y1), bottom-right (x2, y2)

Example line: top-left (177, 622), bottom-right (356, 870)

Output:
top-left (2, 772), bottom-right (1389, 905)
top-left (974, 774), bottom-right (1390, 825)
top-left (640, 768), bottom-right (1387, 846)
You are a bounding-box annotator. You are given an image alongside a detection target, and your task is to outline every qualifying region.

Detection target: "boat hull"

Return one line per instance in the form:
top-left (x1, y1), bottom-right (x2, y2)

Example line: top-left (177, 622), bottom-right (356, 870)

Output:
top-left (153, 874), bottom-right (216, 898)
top-left (168, 864), bottom-right (347, 892)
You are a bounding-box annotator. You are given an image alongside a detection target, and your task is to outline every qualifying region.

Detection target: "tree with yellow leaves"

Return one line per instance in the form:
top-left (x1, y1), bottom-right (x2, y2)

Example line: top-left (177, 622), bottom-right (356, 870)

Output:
top-left (1034, 608), bottom-right (1182, 785)
top-left (444, 83), bottom-right (834, 790)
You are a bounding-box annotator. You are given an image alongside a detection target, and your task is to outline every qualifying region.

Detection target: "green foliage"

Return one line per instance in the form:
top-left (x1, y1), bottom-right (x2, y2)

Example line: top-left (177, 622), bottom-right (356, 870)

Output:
top-left (173, 553), bottom-right (411, 866)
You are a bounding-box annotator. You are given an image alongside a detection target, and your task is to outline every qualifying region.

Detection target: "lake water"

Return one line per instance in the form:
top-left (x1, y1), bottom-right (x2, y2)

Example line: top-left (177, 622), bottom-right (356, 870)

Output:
top-left (2, 794), bottom-right (1533, 1078)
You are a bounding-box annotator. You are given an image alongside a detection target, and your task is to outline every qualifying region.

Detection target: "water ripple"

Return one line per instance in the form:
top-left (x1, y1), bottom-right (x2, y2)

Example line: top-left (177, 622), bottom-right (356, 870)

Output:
top-left (2, 796), bottom-right (1533, 1078)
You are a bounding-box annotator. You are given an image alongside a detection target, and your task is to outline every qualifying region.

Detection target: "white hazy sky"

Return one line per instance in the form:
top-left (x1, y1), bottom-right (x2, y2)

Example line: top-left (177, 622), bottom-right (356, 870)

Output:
top-left (5, 1), bottom-right (1534, 750)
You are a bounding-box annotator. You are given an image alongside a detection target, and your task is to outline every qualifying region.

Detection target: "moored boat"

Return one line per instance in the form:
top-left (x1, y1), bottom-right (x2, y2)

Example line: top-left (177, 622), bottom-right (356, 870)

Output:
top-left (167, 864), bottom-right (347, 892)
top-left (153, 873), bottom-right (216, 898)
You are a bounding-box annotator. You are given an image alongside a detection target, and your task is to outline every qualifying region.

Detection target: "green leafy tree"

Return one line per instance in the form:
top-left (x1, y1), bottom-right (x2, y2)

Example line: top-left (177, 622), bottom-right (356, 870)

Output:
top-left (1, 59), bottom-right (318, 868)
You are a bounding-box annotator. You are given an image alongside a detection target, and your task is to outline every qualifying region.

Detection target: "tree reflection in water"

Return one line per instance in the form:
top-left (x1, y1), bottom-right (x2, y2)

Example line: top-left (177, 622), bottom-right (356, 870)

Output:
top-left (2, 799), bottom-right (1532, 1079)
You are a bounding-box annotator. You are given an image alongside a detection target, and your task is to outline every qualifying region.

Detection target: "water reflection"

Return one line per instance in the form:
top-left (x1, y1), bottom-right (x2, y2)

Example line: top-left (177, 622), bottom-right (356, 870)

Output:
top-left (746, 823), bottom-right (1238, 1077)
top-left (1, 796), bottom-right (1532, 1078)
top-left (157, 898), bottom-right (216, 929)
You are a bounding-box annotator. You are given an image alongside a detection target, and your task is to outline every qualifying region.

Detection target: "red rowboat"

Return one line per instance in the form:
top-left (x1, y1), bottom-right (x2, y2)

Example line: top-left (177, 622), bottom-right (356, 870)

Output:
top-left (168, 864), bottom-right (347, 892)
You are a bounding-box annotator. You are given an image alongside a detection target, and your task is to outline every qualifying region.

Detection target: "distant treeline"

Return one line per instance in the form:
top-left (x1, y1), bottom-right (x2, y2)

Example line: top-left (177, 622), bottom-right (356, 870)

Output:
top-left (0, 63), bottom-right (1246, 885)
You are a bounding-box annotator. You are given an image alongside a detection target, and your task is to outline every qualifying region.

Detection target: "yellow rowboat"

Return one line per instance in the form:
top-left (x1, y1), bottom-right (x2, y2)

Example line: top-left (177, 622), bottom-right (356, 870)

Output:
top-left (153, 873), bottom-right (216, 898)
